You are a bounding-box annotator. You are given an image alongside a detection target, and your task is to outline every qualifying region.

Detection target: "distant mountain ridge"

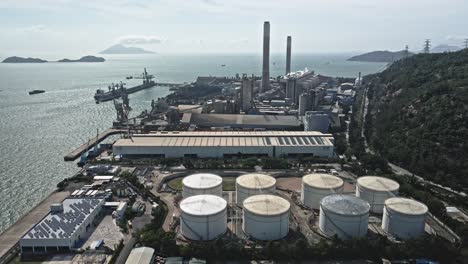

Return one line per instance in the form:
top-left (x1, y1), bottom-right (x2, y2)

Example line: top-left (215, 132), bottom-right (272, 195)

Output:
top-left (430, 44), bottom-right (462, 53)
top-left (100, 44), bottom-right (155, 54)
top-left (2, 55), bottom-right (105, 63)
top-left (347, 50), bottom-right (413, 62)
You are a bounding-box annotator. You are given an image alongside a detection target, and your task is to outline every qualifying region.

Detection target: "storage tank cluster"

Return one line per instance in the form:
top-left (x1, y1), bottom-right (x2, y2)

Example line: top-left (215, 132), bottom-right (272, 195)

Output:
top-left (356, 176), bottom-right (400, 213)
top-left (182, 173), bottom-right (223, 198)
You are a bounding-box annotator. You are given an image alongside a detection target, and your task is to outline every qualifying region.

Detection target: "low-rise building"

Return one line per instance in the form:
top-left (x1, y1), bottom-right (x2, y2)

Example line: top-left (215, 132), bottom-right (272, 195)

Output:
top-left (125, 247), bottom-right (155, 264)
top-left (20, 198), bottom-right (104, 253)
top-left (112, 131), bottom-right (334, 158)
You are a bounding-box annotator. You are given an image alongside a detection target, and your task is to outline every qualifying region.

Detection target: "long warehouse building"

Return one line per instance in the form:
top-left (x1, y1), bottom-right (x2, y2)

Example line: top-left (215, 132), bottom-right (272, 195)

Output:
top-left (113, 131), bottom-right (334, 158)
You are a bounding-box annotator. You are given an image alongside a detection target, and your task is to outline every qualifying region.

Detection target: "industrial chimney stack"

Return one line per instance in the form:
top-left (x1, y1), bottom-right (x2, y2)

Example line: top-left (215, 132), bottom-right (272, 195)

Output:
top-left (261, 21), bottom-right (270, 93)
top-left (286, 36), bottom-right (291, 75)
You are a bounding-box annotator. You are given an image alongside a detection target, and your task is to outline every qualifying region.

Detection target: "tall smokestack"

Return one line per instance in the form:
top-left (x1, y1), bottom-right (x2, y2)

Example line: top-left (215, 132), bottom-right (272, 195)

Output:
top-left (261, 21), bottom-right (270, 93)
top-left (286, 36), bottom-right (291, 75)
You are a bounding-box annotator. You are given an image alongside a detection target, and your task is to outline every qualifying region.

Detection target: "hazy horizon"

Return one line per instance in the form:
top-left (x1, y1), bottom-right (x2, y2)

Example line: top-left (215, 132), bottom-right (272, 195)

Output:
top-left (0, 0), bottom-right (467, 58)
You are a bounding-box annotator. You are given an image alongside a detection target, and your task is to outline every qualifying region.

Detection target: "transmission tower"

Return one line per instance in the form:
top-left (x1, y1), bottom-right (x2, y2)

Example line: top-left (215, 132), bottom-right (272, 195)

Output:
top-left (404, 45), bottom-right (409, 58)
top-left (423, 39), bottom-right (431, 53)
top-left (464, 39), bottom-right (468, 49)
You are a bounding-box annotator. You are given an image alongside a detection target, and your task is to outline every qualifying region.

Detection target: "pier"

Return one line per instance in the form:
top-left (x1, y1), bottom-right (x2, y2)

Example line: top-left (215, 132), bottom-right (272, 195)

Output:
top-left (64, 128), bottom-right (124, 161)
top-left (156, 82), bottom-right (184, 87)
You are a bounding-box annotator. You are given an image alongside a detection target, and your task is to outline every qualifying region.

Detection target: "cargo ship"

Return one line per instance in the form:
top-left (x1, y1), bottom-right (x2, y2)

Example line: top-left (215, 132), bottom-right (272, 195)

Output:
top-left (94, 68), bottom-right (155, 103)
top-left (29, 90), bottom-right (45, 95)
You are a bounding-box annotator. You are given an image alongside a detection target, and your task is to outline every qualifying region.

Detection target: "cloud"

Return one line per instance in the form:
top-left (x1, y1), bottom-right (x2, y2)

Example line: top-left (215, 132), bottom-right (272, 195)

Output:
top-left (117, 35), bottom-right (165, 45)
top-left (446, 35), bottom-right (468, 42)
top-left (21, 24), bottom-right (47, 33)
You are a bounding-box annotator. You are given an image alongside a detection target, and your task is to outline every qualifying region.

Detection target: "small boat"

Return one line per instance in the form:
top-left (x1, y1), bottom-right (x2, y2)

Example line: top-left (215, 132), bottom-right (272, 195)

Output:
top-left (126, 76), bottom-right (133, 80)
top-left (29, 90), bottom-right (45, 95)
top-left (221, 64), bottom-right (226, 67)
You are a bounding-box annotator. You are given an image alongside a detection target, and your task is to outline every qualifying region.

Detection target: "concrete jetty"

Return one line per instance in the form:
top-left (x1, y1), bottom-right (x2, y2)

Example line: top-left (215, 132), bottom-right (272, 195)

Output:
top-left (64, 128), bottom-right (124, 161)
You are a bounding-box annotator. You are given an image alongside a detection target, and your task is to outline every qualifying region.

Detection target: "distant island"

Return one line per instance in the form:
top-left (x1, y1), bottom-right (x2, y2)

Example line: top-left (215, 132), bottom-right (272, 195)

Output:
top-left (1, 56), bottom-right (47, 63)
top-left (347, 50), bottom-right (413, 62)
top-left (100, 44), bottom-right (155, 54)
top-left (58, 55), bottom-right (105, 63)
top-left (2, 55), bottom-right (105, 63)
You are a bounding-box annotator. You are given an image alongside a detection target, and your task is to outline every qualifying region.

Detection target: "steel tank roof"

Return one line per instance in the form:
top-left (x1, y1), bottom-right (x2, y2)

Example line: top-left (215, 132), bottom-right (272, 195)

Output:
top-left (385, 197), bottom-right (428, 215)
top-left (321, 194), bottom-right (370, 215)
top-left (303, 173), bottom-right (344, 189)
top-left (357, 176), bottom-right (399, 192)
top-left (180, 195), bottom-right (227, 216)
top-left (236, 173), bottom-right (276, 189)
top-left (183, 173), bottom-right (223, 189)
top-left (243, 194), bottom-right (290, 216)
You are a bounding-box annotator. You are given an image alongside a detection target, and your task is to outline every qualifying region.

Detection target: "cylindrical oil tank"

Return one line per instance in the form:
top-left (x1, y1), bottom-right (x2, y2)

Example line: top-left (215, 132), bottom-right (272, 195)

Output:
top-left (182, 173), bottom-right (223, 198)
top-left (356, 176), bottom-right (399, 214)
top-left (242, 194), bottom-right (290, 240)
top-left (301, 173), bottom-right (344, 209)
top-left (319, 194), bottom-right (370, 240)
top-left (236, 173), bottom-right (276, 206)
top-left (180, 194), bottom-right (227, 240)
top-left (382, 197), bottom-right (428, 240)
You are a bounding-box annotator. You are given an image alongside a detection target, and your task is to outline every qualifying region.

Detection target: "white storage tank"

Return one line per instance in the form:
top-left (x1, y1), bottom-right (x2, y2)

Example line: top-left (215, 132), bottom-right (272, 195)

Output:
top-left (236, 173), bottom-right (276, 206)
top-left (243, 194), bottom-right (290, 240)
top-left (182, 173), bottom-right (223, 198)
top-left (180, 194), bottom-right (227, 240)
top-left (319, 194), bottom-right (370, 240)
top-left (356, 176), bottom-right (399, 214)
top-left (301, 173), bottom-right (344, 209)
top-left (382, 197), bottom-right (428, 240)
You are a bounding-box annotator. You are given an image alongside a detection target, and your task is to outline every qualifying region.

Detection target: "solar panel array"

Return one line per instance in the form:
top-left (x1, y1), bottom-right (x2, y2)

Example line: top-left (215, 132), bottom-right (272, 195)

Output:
top-left (23, 198), bottom-right (102, 240)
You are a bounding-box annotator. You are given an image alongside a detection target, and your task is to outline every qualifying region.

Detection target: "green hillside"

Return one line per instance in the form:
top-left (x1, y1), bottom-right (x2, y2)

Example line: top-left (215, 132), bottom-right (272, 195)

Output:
top-left (364, 49), bottom-right (468, 191)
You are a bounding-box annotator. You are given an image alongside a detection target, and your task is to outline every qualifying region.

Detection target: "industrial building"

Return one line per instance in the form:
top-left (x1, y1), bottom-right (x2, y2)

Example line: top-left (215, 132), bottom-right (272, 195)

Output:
top-left (181, 113), bottom-right (302, 130)
top-left (356, 176), bottom-right (400, 214)
top-left (236, 173), bottom-right (276, 206)
top-left (20, 198), bottom-right (104, 253)
top-left (241, 75), bottom-right (254, 113)
top-left (242, 194), bottom-right (290, 240)
top-left (382, 197), bottom-right (428, 240)
top-left (112, 131), bottom-right (335, 159)
top-left (125, 247), bottom-right (155, 264)
top-left (319, 194), bottom-right (370, 240)
top-left (180, 195), bottom-right (227, 240)
top-left (303, 111), bottom-right (330, 133)
top-left (301, 173), bottom-right (344, 209)
top-left (182, 173), bottom-right (223, 198)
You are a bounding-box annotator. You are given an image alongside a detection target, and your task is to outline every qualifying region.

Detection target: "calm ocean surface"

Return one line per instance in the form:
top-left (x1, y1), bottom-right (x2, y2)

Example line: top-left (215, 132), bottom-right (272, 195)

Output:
top-left (0, 53), bottom-right (386, 232)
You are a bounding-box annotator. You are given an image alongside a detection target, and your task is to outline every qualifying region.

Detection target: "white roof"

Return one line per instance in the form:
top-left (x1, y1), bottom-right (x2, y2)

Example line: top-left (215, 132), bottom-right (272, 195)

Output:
top-left (357, 176), bottom-right (399, 192)
top-left (183, 173), bottom-right (222, 189)
top-left (180, 195), bottom-right (227, 216)
top-left (113, 131), bottom-right (333, 148)
top-left (321, 194), bottom-right (370, 215)
top-left (303, 173), bottom-right (344, 189)
top-left (236, 173), bottom-right (276, 189)
top-left (93, 175), bottom-right (114, 181)
top-left (22, 198), bottom-right (103, 240)
top-left (125, 247), bottom-right (155, 264)
top-left (243, 194), bottom-right (290, 216)
top-left (385, 197), bottom-right (428, 215)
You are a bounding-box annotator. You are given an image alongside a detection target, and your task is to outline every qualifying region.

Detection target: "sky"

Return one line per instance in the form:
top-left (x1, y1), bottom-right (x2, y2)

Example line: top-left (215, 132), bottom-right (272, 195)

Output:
top-left (0, 0), bottom-right (467, 59)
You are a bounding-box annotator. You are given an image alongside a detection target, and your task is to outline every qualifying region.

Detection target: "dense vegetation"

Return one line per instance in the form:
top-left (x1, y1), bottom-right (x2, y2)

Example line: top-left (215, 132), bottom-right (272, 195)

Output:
top-left (364, 49), bottom-right (468, 191)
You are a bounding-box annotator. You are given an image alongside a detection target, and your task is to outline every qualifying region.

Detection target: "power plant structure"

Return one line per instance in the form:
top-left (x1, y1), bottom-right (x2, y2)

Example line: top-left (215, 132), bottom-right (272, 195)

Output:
top-left (242, 194), bottom-right (290, 240)
top-left (182, 173), bottom-right (223, 198)
top-left (301, 173), bottom-right (344, 209)
top-left (236, 173), bottom-right (276, 206)
top-left (319, 194), bottom-right (370, 240)
top-left (179, 194), bottom-right (228, 240)
top-left (241, 74), bottom-right (254, 113)
top-left (382, 197), bottom-right (428, 240)
top-left (356, 176), bottom-right (400, 214)
top-left (261, 21), bottom-right (270, 93)
top-left (286, 36), bottom-right (292, 75)
top-left (304, 111), bottom-right (330, 133)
